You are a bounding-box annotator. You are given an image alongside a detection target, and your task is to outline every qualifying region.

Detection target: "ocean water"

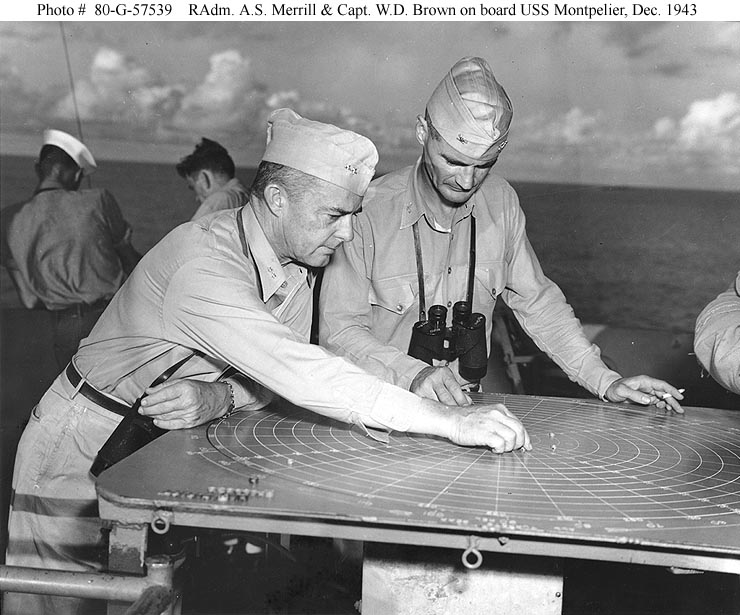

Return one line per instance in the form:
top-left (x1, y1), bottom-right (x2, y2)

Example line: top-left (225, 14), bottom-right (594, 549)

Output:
top-left (1, 154), bottom-right (738, 333)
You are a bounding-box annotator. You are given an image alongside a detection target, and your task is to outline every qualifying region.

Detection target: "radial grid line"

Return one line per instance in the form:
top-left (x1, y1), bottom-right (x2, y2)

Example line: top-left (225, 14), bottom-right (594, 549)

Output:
top-left (205, 399), bottom-right (740, 531)
top-left (583, 424), bottom-right (683, 477)
top-left (525, 435), bottom-right (734, 523)
top-left (340, 444), bottom-right (483, 499)
top-left (499, 394), bottom-right (636, 429)
top-left (424, 447), bottom-right (495, 508)
top-left (681, 423), bottom-right (740, 471)
top-left (649, 431), bottom-right (740, 494)
top-left (469, 393), bottom-right (562, 425)
top-left (524, 443), bottom-right (652, 521)
top-left (514, 456), bottom-right (568, 519)
top-left (216, 411), bottom-right (482, 491)
top-left (494, 449), bottom-right (502, 515)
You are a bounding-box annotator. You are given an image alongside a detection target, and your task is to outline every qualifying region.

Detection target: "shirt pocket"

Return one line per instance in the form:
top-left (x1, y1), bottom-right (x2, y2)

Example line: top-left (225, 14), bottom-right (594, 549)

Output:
top-left (474, 263), bottom-right (506, 304)
top-left (369, 277), bottom-right (417, 316)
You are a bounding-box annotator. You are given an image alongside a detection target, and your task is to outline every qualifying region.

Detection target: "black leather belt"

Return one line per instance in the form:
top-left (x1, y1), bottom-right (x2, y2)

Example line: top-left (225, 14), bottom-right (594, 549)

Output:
top-left (65, 363), bottom-right (130, 417)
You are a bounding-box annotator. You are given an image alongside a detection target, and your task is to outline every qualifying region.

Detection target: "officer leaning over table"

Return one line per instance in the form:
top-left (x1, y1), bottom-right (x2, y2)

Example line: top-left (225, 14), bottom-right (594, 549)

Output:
top-left (3, 108), bottom-right (530, 615)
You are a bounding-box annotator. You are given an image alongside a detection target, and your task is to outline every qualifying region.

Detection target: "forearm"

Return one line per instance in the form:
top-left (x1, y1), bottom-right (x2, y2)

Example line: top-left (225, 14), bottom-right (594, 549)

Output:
top-left (322, 322), bottom-right (429, 390)
top-left (404, 397), bottom-right (455, 439)
top-left (504, 234), bottom-right (621, 398)
top-left (695, 279), bottom-right (740, 394)
top-left (5, 264), bottom-right (41, 309)
top-left (510, 290), bottom-right (622, 398)
top-left (699, 332), bottom-right (740, 395)
top-left (224, 373), bottom-right (275, 412)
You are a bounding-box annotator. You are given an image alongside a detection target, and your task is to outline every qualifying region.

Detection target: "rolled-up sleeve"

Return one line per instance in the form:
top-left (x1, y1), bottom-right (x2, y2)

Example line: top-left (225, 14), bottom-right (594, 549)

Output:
top-left (163, 254), bottom-right (424, 432)
top-left (694, 272), bottom-right (740, 395)
top-left (501, 195), bottom-right (621, 398)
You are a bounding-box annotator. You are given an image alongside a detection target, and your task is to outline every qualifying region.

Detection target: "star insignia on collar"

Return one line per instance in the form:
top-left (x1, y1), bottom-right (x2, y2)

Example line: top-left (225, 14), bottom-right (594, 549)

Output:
top-left (456, 134), bottom-right (468, 144)
top-left (344, 164), bottom-right (358, 175)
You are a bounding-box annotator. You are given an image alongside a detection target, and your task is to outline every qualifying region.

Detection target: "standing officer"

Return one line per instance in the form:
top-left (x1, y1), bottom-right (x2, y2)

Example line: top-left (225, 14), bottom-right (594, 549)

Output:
top-left (319, 57), bottom-right (684, 412)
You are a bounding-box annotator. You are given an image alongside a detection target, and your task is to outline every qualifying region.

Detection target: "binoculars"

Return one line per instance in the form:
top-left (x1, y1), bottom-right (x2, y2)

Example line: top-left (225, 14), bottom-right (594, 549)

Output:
top-left (408, 301), bottom-right (488, 382)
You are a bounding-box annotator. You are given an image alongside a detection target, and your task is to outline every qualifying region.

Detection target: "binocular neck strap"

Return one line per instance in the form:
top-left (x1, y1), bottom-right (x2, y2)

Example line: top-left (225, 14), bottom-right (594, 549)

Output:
top-left (467, 215), bottom-right (477, 305)
top-left (412, 221), bottom-right (427, 322)
top-left (412, 214), bottom-right (477, 323)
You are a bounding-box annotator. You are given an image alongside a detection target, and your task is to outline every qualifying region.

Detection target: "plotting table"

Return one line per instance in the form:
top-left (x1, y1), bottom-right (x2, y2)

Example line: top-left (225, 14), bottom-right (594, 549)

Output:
top-left (97, 393), bottom-right (740, 613)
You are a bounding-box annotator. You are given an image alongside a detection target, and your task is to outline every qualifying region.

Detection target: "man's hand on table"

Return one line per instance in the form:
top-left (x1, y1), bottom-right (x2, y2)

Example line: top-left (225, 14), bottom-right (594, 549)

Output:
top-left (412, 397), bottom-right (531, 453)
top-left (604, 375), bottom-right (685, 414)
top-left (410, 365), bottom-right (472, 406)
top-left (449, 403), bottom-right (532, 452)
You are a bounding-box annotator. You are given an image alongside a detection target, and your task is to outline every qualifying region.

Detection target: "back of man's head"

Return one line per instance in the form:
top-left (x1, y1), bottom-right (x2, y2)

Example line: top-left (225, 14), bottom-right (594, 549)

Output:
top-left (176, 138), bottom-right (236, 180)
top-left (36, 129), bottom-right (97, 187)
top-left (37, 145), bottom-right (79, 181)
top-left (426, 56), bottom-right (512, 159)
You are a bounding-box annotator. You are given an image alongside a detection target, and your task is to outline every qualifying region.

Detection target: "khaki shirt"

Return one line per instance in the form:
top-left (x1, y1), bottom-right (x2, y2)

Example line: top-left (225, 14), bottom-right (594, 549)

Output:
top-left (319, 159), bottom-right (621, 398)
top-left (191, 178), bottom-right (249, 220)
top-left (74, 203), bottom-right (422, 432)
top-left (694, 271), bottom-right (740, 395)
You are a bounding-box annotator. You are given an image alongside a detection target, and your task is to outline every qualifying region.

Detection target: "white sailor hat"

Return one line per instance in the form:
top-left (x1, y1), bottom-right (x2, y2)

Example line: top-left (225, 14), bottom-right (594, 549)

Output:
top-left (43, 129), bottom-right (97, 175)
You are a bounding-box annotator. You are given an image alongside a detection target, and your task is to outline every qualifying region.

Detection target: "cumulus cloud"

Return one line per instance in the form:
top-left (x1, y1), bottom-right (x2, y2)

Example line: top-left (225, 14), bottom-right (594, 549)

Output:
top-left (700, 22), bottom-right (740, 56)
top-left (674, 92), bottom-right (740, 151)
top-left (2, 35), bottom-right (737, 189)
top-left (171, 50), bottom-right (266, 134)
top-left (53, 47), bottom-right (183, 127)
top-left (651, 92), bottom-right (740, 160)
top-left (34, 46), bottom-right (376, 146)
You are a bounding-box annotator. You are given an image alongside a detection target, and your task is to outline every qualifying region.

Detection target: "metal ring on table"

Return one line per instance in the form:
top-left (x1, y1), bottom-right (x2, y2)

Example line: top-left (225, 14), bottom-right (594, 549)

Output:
top-left (151, 510), bottom-right (172, 535)
top-left (462, 535), bottom-right (483, 569)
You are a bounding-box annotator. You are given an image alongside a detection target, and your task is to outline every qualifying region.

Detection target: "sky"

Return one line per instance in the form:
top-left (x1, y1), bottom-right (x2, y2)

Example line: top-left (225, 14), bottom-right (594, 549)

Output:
top-left (1, 21), bottom-right (739, 190)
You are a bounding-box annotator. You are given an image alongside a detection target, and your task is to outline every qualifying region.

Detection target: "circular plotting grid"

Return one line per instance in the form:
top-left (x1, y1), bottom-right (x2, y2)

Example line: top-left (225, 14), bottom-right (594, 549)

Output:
top-left (207, 394), bottom-right (740, 537)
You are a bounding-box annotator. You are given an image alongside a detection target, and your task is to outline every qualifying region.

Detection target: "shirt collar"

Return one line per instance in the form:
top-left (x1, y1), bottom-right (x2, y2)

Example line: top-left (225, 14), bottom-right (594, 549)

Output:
top-left (223, 177), bottom-right (242, 191)
top-left (399, 157), bottom-right (474, 231)
top-left (240, 202), bottom-right (288, 302)
top-left (399, 158), bottom-right (426, 230)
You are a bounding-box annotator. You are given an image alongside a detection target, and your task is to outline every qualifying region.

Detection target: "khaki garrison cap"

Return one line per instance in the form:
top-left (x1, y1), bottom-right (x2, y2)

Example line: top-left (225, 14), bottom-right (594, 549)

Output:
top-left (426, 57), bottom-right (513, 159)
top-left (262, 108), bottom-right (378, 196)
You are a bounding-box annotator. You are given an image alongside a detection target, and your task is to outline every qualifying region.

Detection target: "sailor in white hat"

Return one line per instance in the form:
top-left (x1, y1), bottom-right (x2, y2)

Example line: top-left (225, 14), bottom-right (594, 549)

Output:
top-left (1, 128), bottom-right (140, 371)
top-left (42, 128), bottom-right (98, 177)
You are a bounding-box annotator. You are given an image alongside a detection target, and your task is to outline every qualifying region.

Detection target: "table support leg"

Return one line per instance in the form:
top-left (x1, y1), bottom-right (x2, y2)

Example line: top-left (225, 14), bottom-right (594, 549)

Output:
top-left (107, 522), bottom-right (148, 615)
